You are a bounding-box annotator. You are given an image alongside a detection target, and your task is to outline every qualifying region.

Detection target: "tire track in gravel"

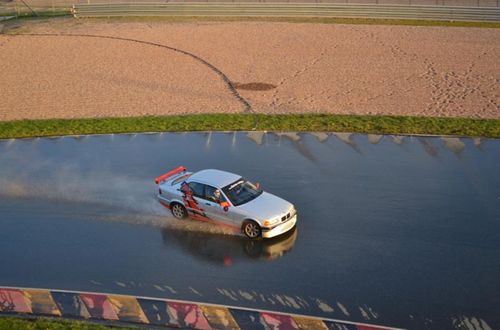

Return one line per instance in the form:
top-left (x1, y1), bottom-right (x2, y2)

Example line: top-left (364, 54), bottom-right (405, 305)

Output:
top-left (268, 48), bottom-right (327, 109)
top-left (8, 33), bottom-right (253, 114)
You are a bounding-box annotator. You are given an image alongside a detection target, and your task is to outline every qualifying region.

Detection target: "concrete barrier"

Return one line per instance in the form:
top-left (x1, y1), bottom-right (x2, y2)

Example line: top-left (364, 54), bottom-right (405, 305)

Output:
top-left (0, 286), bottom-right (402, 329)
top-left (71, 2), bottom-right (500, 22)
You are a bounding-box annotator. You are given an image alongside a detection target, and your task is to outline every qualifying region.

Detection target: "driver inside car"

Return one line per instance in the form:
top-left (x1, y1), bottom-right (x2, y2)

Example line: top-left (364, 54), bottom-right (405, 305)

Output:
top-left (208, 188), bottom-right (223, 203)
top-left (212, 189), bottom-right (222, 202)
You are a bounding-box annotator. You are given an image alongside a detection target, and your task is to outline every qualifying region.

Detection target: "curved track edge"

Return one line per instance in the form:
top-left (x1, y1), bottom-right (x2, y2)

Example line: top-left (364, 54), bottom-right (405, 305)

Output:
top-left (0, 286), bottom-right (403, 329)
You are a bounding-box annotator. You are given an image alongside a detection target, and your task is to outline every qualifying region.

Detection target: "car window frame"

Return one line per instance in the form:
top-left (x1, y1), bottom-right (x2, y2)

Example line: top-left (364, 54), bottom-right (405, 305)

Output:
top-left (186, 181), bottom-right (206, 199)
top-left (222, 178), bottom-right (263, 206)
top-left (187, 180), bottom-right (228, 204)
top-left (204, 184), bottom-right (227, 204)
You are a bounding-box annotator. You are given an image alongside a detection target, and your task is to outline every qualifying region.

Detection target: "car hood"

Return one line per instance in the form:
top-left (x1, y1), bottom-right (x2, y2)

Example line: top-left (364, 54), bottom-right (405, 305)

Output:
top-left (236, 192), bottom-right (293, 221)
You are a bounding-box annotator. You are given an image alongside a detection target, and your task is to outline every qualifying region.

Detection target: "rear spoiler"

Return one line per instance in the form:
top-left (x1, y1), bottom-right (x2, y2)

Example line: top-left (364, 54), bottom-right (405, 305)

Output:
top-left (154, 166), bottom-right (187, 184)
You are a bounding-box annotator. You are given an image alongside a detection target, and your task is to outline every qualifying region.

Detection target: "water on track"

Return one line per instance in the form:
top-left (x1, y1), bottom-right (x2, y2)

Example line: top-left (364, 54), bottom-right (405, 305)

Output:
top-left (0, 132), bottom-right (499, 330)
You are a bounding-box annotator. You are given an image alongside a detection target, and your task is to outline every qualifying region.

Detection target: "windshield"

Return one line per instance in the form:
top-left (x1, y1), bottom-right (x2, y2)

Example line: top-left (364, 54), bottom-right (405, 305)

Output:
top-left (222, 178), bottom-right (263, 206)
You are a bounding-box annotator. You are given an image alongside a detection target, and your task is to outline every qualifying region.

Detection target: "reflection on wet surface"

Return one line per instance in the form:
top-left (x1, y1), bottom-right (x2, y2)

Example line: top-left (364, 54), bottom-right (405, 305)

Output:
top-left (0, 132), bottom-right (499, 330)
top-left (162, 227), bottom-right (298, 266)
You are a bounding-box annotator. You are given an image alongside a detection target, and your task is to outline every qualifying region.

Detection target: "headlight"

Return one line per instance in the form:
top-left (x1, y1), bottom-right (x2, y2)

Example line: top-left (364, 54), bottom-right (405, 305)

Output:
top-left (263, 219), bottom-right (278, 227)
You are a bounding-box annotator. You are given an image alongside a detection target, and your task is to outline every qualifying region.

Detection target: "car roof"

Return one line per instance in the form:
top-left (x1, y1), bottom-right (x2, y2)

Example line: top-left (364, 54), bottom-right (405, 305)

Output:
top-left (188, 169), bottom-right (241, 188)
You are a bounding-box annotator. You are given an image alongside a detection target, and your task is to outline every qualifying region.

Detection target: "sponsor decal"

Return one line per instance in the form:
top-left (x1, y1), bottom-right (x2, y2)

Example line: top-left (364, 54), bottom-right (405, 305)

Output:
top-left (228, 180), bottom-right (245, 190)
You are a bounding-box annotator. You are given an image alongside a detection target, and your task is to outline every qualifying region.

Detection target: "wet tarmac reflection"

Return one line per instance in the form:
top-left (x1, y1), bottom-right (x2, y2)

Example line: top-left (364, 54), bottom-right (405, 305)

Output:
top-left (161, 226), bottom-right (298, 266)
top-left (0, 132), bottom-right (499, 330)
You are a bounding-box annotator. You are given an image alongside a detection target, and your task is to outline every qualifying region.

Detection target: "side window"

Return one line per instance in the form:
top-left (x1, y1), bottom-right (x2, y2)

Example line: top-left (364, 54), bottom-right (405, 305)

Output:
top-left (205, 185), bottom-right (227, 203)
top-left (187, 181), bottom-right (205, 198)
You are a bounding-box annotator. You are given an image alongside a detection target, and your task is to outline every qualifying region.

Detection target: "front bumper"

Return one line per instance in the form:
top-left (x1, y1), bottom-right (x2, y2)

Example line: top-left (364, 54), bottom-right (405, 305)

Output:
top-left (262, 214), bottom-right (297, 239)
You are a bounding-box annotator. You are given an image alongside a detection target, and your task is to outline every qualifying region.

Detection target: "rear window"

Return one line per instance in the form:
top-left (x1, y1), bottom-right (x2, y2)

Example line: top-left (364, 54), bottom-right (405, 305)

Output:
top-left (172, 173), bottom-right (192, 186)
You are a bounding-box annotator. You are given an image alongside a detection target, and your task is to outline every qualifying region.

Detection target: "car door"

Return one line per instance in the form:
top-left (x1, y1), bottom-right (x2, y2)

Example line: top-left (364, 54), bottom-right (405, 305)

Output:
top-left (201, 184), bottom-right (239, 230)
top-left (184, 181), bottom-right (210, 219)
top-left (185, 181), bottom-right (236, 229)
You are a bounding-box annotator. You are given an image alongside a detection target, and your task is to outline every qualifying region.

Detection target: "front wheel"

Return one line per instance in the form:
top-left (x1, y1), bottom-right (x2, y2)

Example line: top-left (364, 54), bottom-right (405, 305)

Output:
top-left (242, 220), bottom-right (262, 239)
top-left (171, 203), bottom-right (187, 219)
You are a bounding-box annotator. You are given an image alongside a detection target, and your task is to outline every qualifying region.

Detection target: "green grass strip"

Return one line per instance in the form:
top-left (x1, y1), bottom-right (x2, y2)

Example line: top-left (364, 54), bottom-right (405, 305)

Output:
top-left (0, 114), bottom-right (498, 139)
top-left (0, 316), bottom-right (131, 329)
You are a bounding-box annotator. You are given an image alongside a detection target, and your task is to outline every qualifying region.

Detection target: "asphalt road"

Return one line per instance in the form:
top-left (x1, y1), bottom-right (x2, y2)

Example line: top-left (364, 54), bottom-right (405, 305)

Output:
top-left (0, 132), bottom-right (499, 329)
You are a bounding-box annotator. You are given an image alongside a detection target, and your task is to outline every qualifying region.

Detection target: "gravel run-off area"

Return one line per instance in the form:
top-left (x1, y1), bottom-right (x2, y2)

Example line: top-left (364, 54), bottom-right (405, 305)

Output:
top-left (0, 18), bottom-right (498, 121)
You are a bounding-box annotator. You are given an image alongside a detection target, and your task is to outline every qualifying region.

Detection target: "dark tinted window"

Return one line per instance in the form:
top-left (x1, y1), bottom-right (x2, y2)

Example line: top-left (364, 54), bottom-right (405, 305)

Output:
top-left (222, 178), bottom-right (262, 206)
top-left (187, 181), bottom-right (205, 198)
top-left (205, 185), bottom-right (227, 203)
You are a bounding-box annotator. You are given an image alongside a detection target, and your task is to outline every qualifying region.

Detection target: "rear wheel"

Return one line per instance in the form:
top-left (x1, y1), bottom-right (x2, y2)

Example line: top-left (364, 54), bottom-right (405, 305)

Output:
top-left (242, 220), bottom-right (262, 239)
top-left (171, 203), bottom-right (187, 219)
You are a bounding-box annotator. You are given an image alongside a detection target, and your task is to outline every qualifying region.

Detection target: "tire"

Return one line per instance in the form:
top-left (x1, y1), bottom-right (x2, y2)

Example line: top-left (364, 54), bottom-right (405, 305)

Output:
top-left (242, 220), bottom-right (262, 239)
top-left (171, 203), bottom-right (187, 219)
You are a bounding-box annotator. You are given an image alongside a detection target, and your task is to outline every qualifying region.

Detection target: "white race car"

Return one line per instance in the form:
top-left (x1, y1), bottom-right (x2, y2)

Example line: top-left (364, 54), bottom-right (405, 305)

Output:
top-left (155, 167), bottom-right (297, 239)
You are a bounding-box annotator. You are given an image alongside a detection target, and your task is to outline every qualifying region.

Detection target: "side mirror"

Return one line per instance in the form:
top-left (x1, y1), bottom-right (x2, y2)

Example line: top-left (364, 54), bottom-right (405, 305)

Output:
top-left (220, 201), bottom-right (230, 212)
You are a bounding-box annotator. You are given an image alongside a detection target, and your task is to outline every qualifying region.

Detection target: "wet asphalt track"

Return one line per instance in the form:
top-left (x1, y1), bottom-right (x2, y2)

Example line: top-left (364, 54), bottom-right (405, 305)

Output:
top-left (0, 132), bottom-right (499, 330)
